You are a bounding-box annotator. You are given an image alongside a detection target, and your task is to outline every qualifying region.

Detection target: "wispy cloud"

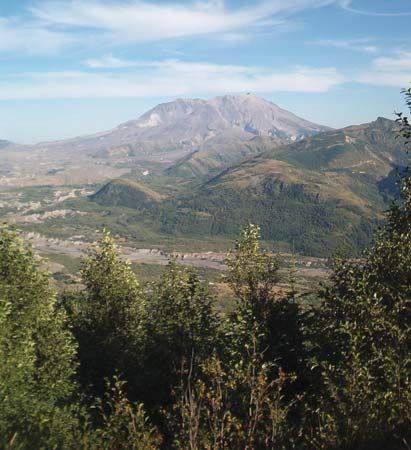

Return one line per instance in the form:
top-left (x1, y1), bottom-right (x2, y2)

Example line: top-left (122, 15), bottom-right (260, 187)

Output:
top-left (357, 51), bottom-right (411, 87)
top-left (356, 72), bottom-right (411, 89)
top-left (1, 1), bottom-right (407, 98)
top-left (340, 0), bottom-right (411, 17)
top-left (0, 17), bottom-right (75, 54)
top-left (311, 38), bottom-right (379, 53)
top-left (85, 56), bottom-right (140, 69)
top-left (29, 0), bottom-right (335, 45)
top-left (373, 51), bottom-right (411, 72)
top-left (0, 59), bottom-right (345, 99)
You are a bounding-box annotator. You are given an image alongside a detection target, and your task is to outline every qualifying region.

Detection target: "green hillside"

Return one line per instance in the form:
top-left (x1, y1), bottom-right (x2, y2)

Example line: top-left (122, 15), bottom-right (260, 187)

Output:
top-left (91, 178), bottom-right (165, 208)
top-left (165, 135), bottom-right (284, 180)
top-left (89, 118), bottom-right (404, 256)
top-left (274, 117), bottom-right (406, 174)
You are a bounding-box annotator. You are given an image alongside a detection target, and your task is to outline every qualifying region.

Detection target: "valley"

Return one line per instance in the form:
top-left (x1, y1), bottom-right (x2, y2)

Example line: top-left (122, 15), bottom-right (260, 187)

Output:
top-left (3, 1), bottom-right (410, 446)
top-left (0, 183), bottom-right (329, 300)
top-left (0, 94), bottom-right (405, 290)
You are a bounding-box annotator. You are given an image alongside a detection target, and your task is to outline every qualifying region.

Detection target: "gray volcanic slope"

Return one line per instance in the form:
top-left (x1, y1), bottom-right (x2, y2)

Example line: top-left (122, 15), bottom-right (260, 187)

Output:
top-left (0, 95), bottom-right (331, 187)
top-left (104, 94), bottom-right (330, 145)
top-left (33, 94), bottom-right (330, 156)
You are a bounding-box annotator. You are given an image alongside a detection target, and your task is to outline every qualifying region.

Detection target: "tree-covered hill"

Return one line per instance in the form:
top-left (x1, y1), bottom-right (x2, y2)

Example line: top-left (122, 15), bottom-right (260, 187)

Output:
top-left (164, 135), bottom-right (285, 179)
top-left (91, 117), bottom-right (404, 256)
top-left (91, 178), bottom-right (165, 208)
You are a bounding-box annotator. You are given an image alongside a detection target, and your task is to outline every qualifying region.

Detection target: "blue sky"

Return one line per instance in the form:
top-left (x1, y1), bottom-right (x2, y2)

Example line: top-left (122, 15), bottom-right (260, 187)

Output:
top-left (0, 0), bottom-right (410, 144)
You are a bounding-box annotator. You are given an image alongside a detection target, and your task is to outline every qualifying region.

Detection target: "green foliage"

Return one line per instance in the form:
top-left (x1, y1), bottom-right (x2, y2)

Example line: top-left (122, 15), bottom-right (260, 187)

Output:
top-left (2, 92), bottom-right (411, 449)
top-left (305, 159), bottom-right (411, 446)
top-left (396, 87), bottom-right (411, 149)
top-left (169, 225), bottom-right (301, 449)
top-left (226, 224), bottom-right (280, 305)
top-left (157, 182), bottom-right (377, 257)
top-left (91, 179), bottom-right (163, 209)
top-left (172, 352), bottom-right (292, 450)
top-left (225, 224), bottom-right (305, 376)
top-left (71, 231), bottom-right (145, 399)
top-left (2, 192), bottom-right (411, 449)
top-left (80, 230), bottom-right (143, 328)
top-left (142, 260), bottom-right (219, 410)
top-left (0, 225), bottom-right (80, 449)
top-left (83, 378), bottom-right (162, 450)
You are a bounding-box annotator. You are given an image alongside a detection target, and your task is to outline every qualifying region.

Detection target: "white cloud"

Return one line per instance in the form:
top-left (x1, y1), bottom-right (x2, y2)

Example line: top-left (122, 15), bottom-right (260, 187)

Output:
top-left (357, 72), bottom-right (411, 88)
top-left (0, 59), bottom-right (344, 99)
top-left (356, 51), bottom-right (411, 87)
top-left (311, 38), bottom-right (378, 53)
top-left (339, 0), bottom-right (411, 17)
top-left (5, 0), bottom-right (408, 60)
top-left (0, 18), bottom-right (74, 54)
top-left (86, 56), bottom-right (140, 69)
top-left (0, 0), bottom-right (338, 55)
top-left (373, 51), bottom-right (411, 72)
top-left (30, 0), bottom-right (335, 44)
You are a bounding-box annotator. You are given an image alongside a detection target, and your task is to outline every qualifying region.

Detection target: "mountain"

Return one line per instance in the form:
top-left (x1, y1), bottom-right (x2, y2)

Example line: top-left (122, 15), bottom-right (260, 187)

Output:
top-left (170, 117), bottom-right (404, 255)
top-left (92, 117), bottom-right (406, 256)
top-left (166, 116), bottom-right (403, 181)
top-left (1, 95), bottom-right (330, 187)
top-left (123, 94), bottom-right (329, 143)
top-left (36, 94), bottom-right (329, 155)
top-left (274, 117), bottom-right (406, 176)
top-left (2, 97), bottom-right (404, 257)
top-left (42, 94), bottom-right (329, 161)
top-left (164, 136), bottom-right (280, 179)
top-left (109, 94), bottom-right (329, 176)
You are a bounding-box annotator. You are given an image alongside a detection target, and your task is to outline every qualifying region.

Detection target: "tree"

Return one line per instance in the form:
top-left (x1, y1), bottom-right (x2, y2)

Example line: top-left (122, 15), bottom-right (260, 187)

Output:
top-left (396, 86), bottom-right (411, 149)
top-left (0, 226), bottom-right (79, 449)
top-left (305, 93), bottom-right (411, 450)
top-left (72, 231), bottom-right (145, 400)
top-left (83, 378), bottom-right (162, 450)
top-left (225, 224), bottom-right (305, 376)
top-left (170, 227), bottom-right (301, 449)
top-left (173, 352), bottom-right (292, 450)
top-left (143, 260), bottom-right (219, 411)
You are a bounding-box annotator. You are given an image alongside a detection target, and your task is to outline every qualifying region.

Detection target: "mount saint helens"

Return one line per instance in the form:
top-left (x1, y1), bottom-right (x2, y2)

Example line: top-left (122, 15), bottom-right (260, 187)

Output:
top-left (0, 95), bottom-right (405, 256)
top-left (0, 95), bottom-right (329, 187)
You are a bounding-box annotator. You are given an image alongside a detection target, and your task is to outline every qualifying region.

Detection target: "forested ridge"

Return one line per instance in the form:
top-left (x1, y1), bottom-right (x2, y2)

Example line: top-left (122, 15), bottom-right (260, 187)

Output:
top-left (1, 93), bottom-right (411, 449)
top-left (92, 116), bottom-right (405, 258)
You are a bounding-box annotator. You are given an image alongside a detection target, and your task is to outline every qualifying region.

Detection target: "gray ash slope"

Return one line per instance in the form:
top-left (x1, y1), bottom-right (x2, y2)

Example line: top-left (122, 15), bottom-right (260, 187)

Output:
top-left (30, 94), bottom-right (330, 159)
